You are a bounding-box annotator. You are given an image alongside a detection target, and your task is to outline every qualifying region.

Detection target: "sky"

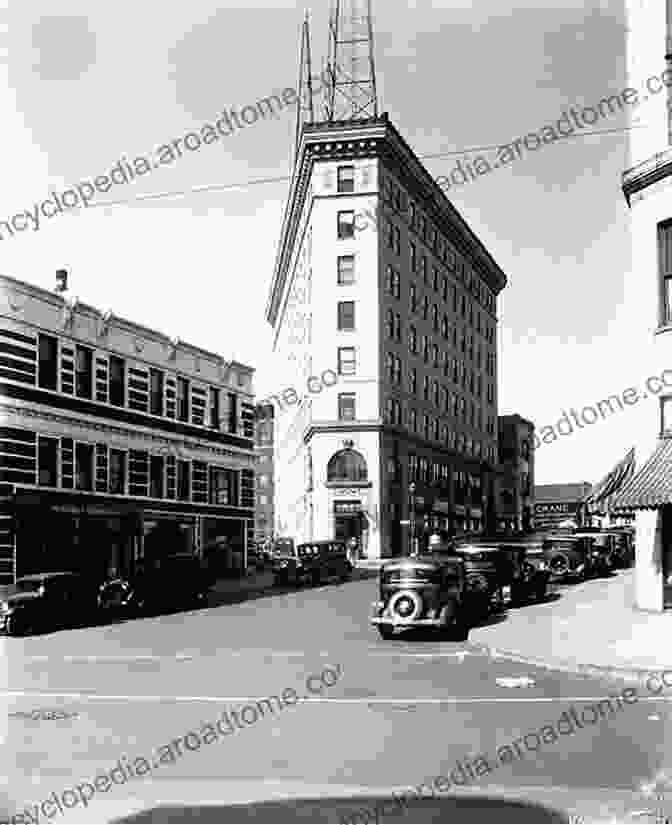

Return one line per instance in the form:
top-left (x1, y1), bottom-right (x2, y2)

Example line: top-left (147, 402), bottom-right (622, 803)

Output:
top-left (0, 0), bottom-right (644, 486)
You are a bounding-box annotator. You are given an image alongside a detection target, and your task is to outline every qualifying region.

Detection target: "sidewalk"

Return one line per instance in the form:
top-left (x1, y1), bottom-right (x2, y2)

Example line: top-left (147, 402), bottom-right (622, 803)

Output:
top-left (470, 568), bottom-right (672, 683)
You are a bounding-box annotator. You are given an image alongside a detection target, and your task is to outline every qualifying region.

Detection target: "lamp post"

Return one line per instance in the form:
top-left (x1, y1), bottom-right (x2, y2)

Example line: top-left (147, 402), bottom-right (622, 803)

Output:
top-left (409, 482), bottom-right (416, 557)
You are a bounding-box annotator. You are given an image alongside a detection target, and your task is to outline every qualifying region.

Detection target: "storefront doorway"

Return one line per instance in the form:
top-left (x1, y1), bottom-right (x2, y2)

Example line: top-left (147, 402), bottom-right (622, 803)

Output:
top-left (334, 501), bottom-right (368, 555)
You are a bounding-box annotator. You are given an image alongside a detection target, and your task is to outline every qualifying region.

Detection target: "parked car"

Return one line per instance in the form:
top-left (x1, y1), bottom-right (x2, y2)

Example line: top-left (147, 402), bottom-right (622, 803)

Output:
top-left (495, 540), bottom-right (551, 604)
top-left (100, 554), bottom-right (214, 618)
top-left (298, 541), bottom-right (352, 585)
top-left (574, 531), bottom-right (616, 576)
top-left (608, 528), bottom-right (635, 568)
top-left (0, 571), bottom-right (98, 636)
top-left (272, 540), bottom-right (352, 587)
top-left (542, 534), bottom-right (595, 581)
top-left (450, 542), bottom-right (507, 613)
top-left (271, 542), bottom-right (313, 587)
top-left (371, 554), bottom-right (473, 640)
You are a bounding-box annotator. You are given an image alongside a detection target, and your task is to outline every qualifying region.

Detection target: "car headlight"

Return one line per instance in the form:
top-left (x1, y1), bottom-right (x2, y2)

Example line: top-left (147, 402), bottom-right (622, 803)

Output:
top-left (0, 601), bottom-right (10, 613)
top-left (537, 561), bottom-right (547, 570)
top-left (280, 560), bottom-right (288, 568)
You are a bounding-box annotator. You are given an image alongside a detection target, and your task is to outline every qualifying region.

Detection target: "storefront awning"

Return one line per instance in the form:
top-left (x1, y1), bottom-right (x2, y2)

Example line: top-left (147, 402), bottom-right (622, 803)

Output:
top-left (583, 447), bottom-right (635, 513)
top-left (612, 440), bottom-right (672, 510)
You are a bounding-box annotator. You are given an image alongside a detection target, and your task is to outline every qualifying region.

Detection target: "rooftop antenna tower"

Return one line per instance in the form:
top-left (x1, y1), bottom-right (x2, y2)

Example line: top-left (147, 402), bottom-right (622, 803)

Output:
top-left (294, 12), bottom-right (316, 163)
top-left (324, 0), bottom-right (378, 122)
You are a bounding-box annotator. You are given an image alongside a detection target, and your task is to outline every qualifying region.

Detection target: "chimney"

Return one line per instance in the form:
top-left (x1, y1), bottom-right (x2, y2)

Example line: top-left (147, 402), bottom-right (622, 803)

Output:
top-left (55, 269), bottom-right (68, 294)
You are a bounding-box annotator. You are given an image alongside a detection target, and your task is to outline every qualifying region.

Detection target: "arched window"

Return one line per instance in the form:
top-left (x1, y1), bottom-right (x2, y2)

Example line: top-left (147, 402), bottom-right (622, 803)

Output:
top-left (327, 449), bottom-right (368, 483)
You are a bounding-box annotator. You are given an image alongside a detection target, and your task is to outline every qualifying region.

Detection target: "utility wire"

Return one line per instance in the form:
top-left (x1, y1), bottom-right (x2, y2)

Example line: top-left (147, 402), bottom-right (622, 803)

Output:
top-left (88, 123), bottom-right (642, 210)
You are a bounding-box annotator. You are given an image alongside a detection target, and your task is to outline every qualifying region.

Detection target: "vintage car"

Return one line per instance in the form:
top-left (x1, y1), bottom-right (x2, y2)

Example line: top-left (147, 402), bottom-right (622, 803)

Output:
top-left (542, 534), bottom-right (595, 581)
top-left (272, 540), bottom-right (352, 587)
top-left (607, 528), bottom-right (635, 568)
top-left (495, 540), bottom-right (551, 604)
top-left (370, 554), bottom-right (473, 640)
top-left (0, 571), bottom-right (98, 636)
top-left (98, 554), bottom-right (214, 618)
top-left (573, 531), bottom-right (616, 576)
top-left (449, 542), bottom-right (506, 612)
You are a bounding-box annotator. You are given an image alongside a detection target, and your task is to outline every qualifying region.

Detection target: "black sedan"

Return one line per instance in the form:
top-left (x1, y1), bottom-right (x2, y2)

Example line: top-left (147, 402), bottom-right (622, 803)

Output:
top-left (0, 571), bottom-right (98, 636)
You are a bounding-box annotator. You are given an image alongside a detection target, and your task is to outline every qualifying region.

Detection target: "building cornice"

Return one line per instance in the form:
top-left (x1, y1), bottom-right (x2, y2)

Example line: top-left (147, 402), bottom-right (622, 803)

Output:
top-left (266, 114), bottom-right (508, 328)
top-left (0, 273), bottom-right (251, 373)
top-left (0, 401), bottom-right (254, 463)
top-left (622, 148), bottom-right (672, 205)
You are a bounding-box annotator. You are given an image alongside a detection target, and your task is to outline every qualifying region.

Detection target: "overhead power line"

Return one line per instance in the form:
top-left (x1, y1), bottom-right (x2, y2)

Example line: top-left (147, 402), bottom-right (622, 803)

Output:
top-left (88, 123), bottom-right (642, 210)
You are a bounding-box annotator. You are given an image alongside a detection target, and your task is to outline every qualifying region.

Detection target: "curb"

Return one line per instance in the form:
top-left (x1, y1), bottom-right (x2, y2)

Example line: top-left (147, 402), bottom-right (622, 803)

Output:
top-left (471, 641), bottom-right (672, 690)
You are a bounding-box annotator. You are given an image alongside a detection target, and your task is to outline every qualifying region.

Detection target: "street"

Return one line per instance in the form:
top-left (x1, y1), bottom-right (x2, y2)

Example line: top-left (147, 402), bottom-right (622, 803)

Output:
top-left (2, 574), bottom-right (672, 823)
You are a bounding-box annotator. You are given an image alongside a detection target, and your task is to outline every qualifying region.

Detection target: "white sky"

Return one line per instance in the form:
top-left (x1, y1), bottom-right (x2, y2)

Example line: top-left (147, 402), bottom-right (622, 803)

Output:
top-left (0, 0), bottom-right (641, 485)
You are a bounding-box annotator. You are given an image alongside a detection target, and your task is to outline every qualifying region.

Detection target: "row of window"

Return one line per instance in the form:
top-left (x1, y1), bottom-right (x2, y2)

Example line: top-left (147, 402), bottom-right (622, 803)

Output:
top-left (385, 402), bottom-right (495, 456)
top-left (385, 303), bottom-right (494, 374)
top-left (396, 257), bottom-right (495, 344)
top-left (407, 455), bottom-right (485, 497)
top-left (30, 333), bottom-right (249, 435)
top-left (336, 251), bottom-right (496, 348)
top-left (34, 436), bottom-right (241, 504)
top-left (392, 357), bottom-right (494, 405)
top-left (380, 173), bottom-right (497, 315)
top-left (386, 359), bottom-right (491, 423)
top-left (332, 163), bottom-right (496, 316)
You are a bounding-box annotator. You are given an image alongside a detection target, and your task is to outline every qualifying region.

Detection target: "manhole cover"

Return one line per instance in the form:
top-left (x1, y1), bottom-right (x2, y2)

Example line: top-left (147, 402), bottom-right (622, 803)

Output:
top-left (9, 708), bottom-right (79, 721)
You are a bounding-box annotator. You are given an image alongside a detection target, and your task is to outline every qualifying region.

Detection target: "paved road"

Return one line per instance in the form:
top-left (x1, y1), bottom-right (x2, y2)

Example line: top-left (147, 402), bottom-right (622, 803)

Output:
top-left (2, 575), bottom-right (672, 822)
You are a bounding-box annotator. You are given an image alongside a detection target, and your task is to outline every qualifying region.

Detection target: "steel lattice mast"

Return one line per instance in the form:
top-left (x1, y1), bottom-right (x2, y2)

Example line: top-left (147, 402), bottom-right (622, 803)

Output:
top-left (324, 0), bottom-right (379, 122)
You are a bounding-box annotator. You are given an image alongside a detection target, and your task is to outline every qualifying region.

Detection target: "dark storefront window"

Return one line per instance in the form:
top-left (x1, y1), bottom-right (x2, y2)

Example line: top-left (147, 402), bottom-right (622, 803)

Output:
top-left (109, 450), bottom-right (126, 494)
top-left (209, 467), bottom-right (238, 505)
top-left (150, 369), bottom-right (164, 416)
top-left (177, 378), bottom-right (189, 422)
top-left (109, 356), bottom-right (125, 407)
top-left (75, 345), bottom-right (93, 399)
top-left (177, 460), bottom-right (190, 501)
top-left (150, 455), bottom-right (164, 499)
top-left (75, 443), bottom-right (94, 491)
top-left (38, 334), bottom-right (58, 390)
top-left (38, 437), bottom-right (58, 486)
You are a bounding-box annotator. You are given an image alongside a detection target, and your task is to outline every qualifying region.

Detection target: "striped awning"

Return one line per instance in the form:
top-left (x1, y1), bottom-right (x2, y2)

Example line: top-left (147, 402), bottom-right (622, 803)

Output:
top-left (584, 447), bottom-right (635, 514)
top-left (612, 439), bottom-right (672, 510)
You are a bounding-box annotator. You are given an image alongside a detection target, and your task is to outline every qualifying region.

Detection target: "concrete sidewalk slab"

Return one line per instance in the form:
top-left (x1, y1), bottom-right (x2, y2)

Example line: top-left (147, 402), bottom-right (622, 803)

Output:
top-left (470, 569), bottom-right (672, 685)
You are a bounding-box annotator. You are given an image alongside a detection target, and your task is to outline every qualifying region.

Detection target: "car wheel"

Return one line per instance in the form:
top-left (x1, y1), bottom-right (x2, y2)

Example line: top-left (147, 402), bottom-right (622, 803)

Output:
top-left (378, 625), bottom-right (394, 640)
top-left (535, 581), bottom-right (547, 601)
top-left (311, 570), bottom-right (321, 587)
